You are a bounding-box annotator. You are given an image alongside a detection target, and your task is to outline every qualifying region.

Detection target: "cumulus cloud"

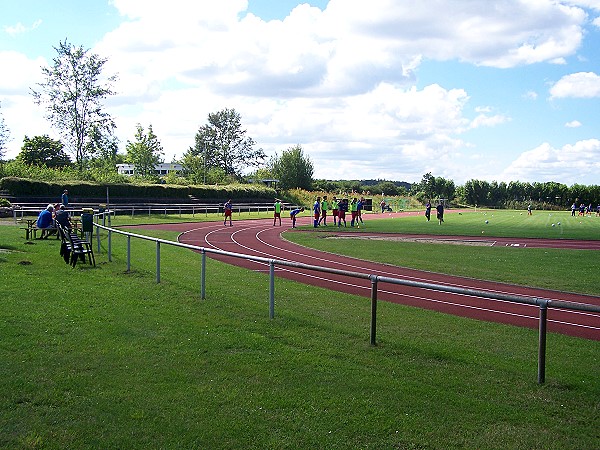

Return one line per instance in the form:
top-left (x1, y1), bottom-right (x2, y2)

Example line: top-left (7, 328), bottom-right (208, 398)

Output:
top-left (501, 140), bottom-right (600, 183)
top-left (99, 0), bottom-right (590, 102)
top-left (550, 72), bottom-right (600, 98)
top-left (565, 120), bottom-right (582, 127)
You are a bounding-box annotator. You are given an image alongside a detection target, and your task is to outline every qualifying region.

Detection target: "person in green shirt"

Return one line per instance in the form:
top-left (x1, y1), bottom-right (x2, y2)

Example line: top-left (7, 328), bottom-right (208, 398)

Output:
top-left (350, 197), bottom-right (358, 227)
top-left (331, 196), bottom-right (339, 226)
top-left (318, 196), bottom-right (329, 226)
top-left (273, 199), bottom-right (283, 226)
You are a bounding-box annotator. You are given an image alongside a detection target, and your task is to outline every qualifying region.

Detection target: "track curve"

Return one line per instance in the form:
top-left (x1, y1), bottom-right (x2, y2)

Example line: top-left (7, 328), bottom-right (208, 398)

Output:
top-left (138, 216), bottom-right (600, 340)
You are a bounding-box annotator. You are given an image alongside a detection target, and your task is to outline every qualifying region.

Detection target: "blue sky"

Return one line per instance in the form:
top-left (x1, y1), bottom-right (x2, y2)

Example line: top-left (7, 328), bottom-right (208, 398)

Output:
top-left (1, 0), bottom-right (600, 185)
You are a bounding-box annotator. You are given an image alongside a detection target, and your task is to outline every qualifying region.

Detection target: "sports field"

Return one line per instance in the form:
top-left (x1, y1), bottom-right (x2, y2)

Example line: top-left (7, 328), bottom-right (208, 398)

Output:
top-left (0, 210), bottom-right (598, 448)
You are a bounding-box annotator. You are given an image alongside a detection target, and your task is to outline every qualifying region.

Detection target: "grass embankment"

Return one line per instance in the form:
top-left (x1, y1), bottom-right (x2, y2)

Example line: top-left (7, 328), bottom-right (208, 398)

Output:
top-left (0, 223), bottom-right (598, 449)
top-left (286, 210), bottom-right (600, 295)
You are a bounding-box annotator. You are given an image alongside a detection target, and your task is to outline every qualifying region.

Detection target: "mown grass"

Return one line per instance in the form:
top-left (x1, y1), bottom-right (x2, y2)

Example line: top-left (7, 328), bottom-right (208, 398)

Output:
top-left (285, 209), bottom-right (600, 295)
top-left (0, 223), bottom-right (599, 449)
top-left (307, 208), bottom-right (600, 240)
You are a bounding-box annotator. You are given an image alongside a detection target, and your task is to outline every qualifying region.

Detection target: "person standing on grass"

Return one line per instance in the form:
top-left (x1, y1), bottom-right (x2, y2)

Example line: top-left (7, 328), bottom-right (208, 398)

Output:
top-left (61, 189), bottom-right (69, 208)
top-left (318, 196), bottom-right (329, 226)
top-left (313, 196), bottom-right (321, 228)
top-left (338, 198), bottom-right (348, 227)
top-left (224, 199), bottom-right (233, 226)
top-left (357, 197), bottom-right (365, 225)
top-left (273, 199), bottom-right (282, 226)
top-left (425, 200), bottom-right (432, 221)
top-left (436, 202), bottom-right (444, 224)
top-left (290, 207), bottom-right (304, 228)
top-left (331, 196), bottom-right (339, 226)
top-left (350, 197), bottom-right (358, 227)
top-left (571, 202), bottom-right (577, 216)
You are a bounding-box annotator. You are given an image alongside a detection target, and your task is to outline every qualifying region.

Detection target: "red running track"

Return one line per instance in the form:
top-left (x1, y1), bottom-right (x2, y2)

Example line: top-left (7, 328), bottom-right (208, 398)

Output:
top-left (138, 215), bottom-right (600, 341)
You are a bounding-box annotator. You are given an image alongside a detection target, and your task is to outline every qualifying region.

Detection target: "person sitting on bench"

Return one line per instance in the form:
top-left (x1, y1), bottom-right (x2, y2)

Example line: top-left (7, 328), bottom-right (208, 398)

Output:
top-left (36, 204), bottom-right (56, 238)
top-left (54, 204), bottom-right (72, 230)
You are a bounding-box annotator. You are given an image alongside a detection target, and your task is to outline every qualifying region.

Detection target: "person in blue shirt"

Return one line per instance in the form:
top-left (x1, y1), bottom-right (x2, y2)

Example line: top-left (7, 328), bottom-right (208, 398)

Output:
top-left (289, 207), bottom-right (304, 228)
top-left (313, 196), bottom-right (321, 228)
top-left (223, 199), bottom-right (233, 226)
top-left (36, 204), bottom-right (56, 238)
top-left (61, 189), bottom-right (69, 208)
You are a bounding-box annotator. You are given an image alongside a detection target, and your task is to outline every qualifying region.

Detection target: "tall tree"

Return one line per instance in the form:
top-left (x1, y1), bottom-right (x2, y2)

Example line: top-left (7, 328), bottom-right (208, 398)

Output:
top-left (271, 145), bottom-right (314, 190)
top-left (0, 102), bottom-right (9, 160)
top-left (125, 124), bottom-right (164, 178)
top-left (31, 39), bottom-right (117, 169)
top-left (188, 108), bottom-right (265, 178)
top-left (18, 135), bottom-right (71, 167)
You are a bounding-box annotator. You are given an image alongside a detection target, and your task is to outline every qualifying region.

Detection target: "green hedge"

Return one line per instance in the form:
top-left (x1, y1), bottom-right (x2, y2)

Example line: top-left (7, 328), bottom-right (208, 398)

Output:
top-left (0, 177), bottom-right (277, 201)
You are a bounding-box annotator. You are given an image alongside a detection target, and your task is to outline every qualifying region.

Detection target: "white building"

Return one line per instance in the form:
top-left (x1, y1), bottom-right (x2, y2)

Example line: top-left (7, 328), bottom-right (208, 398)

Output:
top-left (116, 163), bottom-right (183, 177)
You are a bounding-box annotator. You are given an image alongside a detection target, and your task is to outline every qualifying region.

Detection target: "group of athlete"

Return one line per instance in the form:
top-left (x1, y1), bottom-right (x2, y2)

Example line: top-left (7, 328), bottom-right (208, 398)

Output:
top-left (226, 196), bottom-right (369, 229)
top-left (311, 196), bottom-right (365, 228)
top-left (272, 196), bottom-right (367, 228)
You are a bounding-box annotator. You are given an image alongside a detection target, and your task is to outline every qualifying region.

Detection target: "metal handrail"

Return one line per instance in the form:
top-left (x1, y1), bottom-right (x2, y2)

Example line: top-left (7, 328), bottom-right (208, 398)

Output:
top-left (92, 221), bottom-right (600, 384)
top-left (12, 203), bottom-right (303, 222)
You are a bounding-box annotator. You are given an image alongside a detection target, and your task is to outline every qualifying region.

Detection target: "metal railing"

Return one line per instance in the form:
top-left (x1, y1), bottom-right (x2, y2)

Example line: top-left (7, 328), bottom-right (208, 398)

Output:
top-left (92, 220), bottom-right (600, 385)
top-left (12, 203), bottom-right (300, 222)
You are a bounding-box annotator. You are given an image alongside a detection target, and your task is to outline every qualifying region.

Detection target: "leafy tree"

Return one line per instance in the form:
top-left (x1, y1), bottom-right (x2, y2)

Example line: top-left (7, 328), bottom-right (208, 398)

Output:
top-left (125, 124), bottom-right (164, 178)
top-left (86, 124), bottom-right (120, 165)
top-left (411, 173), bottom-right (455, 203)
top-left (18, 135), bottom-right (71, 167)
top-left (271, 145), bottom-right (314, 190)
top-left (0, 102), bottom-right (9, 160)
top-left (187, 108), bottom-right (265, 178)
top-left (31, 39), bottom-right (117, 169)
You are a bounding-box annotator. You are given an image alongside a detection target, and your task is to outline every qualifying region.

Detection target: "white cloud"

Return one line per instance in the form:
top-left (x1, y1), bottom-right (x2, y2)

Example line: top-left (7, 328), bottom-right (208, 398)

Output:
top-left (550, 72), bottom-right (600, 98)
top-left (3, 19), bottom-right (42, 37)
top-left (565, 120), bottom-right (582, 127)
top-left (501, 140), bottom-right (600, 183)
top-left (523, 91), bottom-right (539, 100)
top-left (563, 0), bottom-right (600, 11)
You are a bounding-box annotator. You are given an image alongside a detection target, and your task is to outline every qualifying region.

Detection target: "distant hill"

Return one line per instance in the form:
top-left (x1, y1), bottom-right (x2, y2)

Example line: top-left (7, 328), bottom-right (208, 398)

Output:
top-left (357, 179), bottom-right (412, 190)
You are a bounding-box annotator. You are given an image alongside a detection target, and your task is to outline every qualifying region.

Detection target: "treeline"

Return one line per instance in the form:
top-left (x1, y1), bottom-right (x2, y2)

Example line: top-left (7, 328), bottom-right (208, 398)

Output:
top-left (313, 179), bottom-right (410, 196)
top-left (458, 180), bottom-right (600, 209)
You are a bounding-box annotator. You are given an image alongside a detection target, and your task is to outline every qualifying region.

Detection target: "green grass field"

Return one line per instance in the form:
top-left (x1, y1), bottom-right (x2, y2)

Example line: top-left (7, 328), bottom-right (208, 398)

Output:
top-left (1, 214), bottom-right (599, 449)
top-left (313, 208), bottom-right (600, 240)
top-left (286, 209), bottom-right (600, 295)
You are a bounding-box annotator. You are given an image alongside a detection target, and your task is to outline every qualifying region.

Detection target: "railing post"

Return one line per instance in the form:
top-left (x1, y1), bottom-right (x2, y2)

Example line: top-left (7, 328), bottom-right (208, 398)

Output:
top-left (126, 235), bottom-right (131, 272)
top-left (370, 275), bottom-right (379, 346)
top-left (108, 229), bottom-right (112, 262)
top-left (96, 224), bottom-right (101, 253)
top-left (269, 260), bottom-right (275, 319)
top-left (538, 300), bottom-right (549, 384)
top-left (201, 249), bottom-right (206, 300)
top-left (156, 241), bottom-right (161, 283)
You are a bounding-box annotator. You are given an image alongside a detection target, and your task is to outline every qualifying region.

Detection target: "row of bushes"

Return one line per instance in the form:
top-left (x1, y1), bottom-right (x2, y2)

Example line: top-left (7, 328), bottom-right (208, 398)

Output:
top-left (0, 177), bottom-right (277, 201)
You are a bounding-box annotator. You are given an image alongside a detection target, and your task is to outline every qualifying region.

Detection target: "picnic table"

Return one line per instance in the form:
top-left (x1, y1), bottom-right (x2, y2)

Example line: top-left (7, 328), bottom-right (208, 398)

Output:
top-left (21, 219), bottom-right (38, 240)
